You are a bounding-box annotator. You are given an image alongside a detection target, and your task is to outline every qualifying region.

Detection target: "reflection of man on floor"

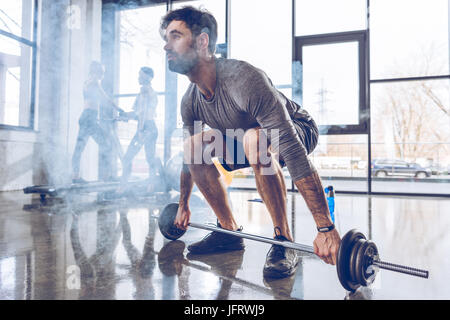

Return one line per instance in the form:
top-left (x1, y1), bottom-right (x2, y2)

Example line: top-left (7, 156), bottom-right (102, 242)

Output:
top-left (119, 67), bottom-right (159, 192)
top-left (69, 209), bottom-right (122, 299)
top-left (119, 210), bottom-right (157, 299)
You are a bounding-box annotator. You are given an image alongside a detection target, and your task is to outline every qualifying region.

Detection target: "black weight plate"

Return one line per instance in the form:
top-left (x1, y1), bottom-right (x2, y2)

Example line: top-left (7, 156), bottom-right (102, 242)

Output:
top-left (355, 240), bottom-right (379, 287)
top-left (350, 238), bottom-right (365, 284)
top-left (336, 229), bottom-right (366, 292)
top-left (354, 240), bottom-right (369, 287)
top-left (158, 203), bottom-right (187, 240)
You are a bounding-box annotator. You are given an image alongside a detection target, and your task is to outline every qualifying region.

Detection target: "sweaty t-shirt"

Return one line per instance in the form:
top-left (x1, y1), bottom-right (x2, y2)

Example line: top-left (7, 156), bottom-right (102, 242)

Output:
top-left (181, 58), bottom-right (316, 181)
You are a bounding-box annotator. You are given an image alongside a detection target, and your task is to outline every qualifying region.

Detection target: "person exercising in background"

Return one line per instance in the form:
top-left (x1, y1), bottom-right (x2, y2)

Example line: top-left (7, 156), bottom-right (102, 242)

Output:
top-left (118, 67), bottom-right (159, 191)
top-left (161, 6), bottom-right (341, 278)
top-left (72, 61), bottom-right (125, 184)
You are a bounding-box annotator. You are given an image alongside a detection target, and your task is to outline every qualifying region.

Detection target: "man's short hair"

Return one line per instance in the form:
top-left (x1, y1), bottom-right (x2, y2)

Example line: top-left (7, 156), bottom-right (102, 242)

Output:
top-left (140, 66), bottom-right (154, 78)
top-left (161, 6), bottom-right (218, 54)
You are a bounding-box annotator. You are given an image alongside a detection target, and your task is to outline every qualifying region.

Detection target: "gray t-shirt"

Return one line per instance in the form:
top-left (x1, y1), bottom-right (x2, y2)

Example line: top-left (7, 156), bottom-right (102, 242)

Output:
top-left (181, 58), bottom-right (315, 181)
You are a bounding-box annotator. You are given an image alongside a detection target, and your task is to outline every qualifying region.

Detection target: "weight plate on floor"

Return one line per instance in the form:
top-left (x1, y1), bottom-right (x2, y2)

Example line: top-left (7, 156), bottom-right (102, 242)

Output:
top-left (355, 240), bottom-right (379, 287)
top-left (337, 229), bottom-right (366, 292)
top-left (158, 203), bottom-right (186, 240)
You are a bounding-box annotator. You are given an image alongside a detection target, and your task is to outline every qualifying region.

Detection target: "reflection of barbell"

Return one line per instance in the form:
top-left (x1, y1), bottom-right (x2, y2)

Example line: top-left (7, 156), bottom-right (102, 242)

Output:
top-left (158, 203), bottom-right (429, 292)
top-left (158, 240), bottom-right (297, 299)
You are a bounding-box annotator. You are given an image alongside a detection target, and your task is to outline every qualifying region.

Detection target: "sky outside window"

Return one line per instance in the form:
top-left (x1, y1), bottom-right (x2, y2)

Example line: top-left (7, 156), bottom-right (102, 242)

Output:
top-left (370, 0), bottom-right (449, 79)
top-left (295, 0), bottom-right (366, 36)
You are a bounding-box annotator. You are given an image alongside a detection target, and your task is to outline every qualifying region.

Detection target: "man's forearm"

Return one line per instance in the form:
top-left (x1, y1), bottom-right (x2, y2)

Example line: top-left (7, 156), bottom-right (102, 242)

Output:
top-left (179, 164), bottom-right (194, 207)
top-left (294, 170), bottom-right (333, 228)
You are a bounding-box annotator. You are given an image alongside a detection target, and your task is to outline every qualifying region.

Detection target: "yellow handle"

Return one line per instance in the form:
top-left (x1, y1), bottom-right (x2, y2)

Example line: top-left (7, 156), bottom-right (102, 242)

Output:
top-left (212, 158), bottom-right (234, 186)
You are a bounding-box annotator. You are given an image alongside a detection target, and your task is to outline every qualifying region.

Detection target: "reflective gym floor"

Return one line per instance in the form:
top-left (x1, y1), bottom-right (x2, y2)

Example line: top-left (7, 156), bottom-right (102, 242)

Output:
top-left (0, 189), bottom-right (448, 300)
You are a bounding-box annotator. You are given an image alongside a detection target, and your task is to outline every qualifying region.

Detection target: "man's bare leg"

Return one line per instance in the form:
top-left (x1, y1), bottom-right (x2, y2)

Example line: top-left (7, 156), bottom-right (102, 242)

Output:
top-left (243, 128), bottom-right (293, 241)
top-left (243, 128), bottom-right (299, 277)
top-left (185, 131), bottom-right (238, 231)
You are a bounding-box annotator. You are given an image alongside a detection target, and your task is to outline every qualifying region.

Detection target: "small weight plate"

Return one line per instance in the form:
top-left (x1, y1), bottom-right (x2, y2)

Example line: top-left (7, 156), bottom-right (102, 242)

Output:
top-left (355, 240), bottom-right (379, 287)
top-left (336, 229), bottom-right (366, 292)
top-left (158, 203), bottom-right (187, 240)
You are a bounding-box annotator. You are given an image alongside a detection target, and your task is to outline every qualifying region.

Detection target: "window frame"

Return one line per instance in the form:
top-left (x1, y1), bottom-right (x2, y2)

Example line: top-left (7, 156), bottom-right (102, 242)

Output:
top-left (294, 30), bottom-right (369, 135)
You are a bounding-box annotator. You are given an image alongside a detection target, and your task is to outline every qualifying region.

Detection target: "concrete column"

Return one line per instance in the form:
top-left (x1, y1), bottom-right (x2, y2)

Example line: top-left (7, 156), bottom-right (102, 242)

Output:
top-left (37, 0), bottom-right (70, 185)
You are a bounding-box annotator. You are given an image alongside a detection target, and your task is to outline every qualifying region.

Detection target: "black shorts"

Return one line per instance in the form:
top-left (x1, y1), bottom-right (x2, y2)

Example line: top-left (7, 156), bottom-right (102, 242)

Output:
top-left (219, 118), bottom-right (319, 172)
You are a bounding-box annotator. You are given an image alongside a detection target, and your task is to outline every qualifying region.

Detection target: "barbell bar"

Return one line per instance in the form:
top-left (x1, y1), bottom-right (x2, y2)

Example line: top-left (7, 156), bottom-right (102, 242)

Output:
top-left (158, 203), bottom-right (429, 292)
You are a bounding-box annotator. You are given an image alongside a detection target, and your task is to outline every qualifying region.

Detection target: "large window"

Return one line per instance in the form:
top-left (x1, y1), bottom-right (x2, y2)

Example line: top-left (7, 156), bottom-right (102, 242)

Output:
top-left (293, 0), bottom-right (450, 196)
top-left (0, 0), bottom-right (36, 129)
top-left (370, 79), bottom-right (450, 194)
top-left (370, 0), bottom-right (450, 195)
top-left (230, 0), bottom-right (292, 88)
top-left (109, 0), bottom-right (449, 196)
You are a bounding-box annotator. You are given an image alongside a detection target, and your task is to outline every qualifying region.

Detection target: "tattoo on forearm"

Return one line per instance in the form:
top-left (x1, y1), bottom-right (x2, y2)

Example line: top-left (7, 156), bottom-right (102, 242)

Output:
top-left (295, 171), bottom-right (333, 226)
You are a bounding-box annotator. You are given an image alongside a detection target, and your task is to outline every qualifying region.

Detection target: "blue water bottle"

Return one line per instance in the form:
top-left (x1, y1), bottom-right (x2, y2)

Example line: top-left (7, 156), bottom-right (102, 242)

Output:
top-left (324, 185), bottom-right (335, 224)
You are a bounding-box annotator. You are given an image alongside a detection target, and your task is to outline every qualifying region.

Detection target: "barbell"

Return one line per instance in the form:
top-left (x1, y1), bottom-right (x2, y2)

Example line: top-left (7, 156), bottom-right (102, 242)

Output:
top-left (158, 203), bottom-right (429, 292)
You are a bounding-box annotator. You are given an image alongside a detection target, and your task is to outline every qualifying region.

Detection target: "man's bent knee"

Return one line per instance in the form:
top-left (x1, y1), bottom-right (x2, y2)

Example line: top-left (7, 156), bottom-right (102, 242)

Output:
top-left (243, 128), bottom-right (271, 167)
top-left (184, 130), bottom-right (222, 165)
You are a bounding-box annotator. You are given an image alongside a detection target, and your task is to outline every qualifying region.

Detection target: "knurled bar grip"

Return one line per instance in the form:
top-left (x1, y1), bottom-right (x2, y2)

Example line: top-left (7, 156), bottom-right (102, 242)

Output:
top-left (373, 260), bottom-right (429, 279)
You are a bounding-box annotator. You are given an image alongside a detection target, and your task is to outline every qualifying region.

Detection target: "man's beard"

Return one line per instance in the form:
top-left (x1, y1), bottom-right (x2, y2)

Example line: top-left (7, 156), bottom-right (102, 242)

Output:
top-left (167, 42), bottom-right (199, 75)
top-left (168, 54), bottom-right (198, 74)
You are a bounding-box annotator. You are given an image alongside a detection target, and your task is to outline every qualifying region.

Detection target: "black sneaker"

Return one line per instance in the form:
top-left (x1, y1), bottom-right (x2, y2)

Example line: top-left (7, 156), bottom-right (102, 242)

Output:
top-left (263, 233), bottom-right (299, 279)
top-left (187, 223), bottom-right (245, 254)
